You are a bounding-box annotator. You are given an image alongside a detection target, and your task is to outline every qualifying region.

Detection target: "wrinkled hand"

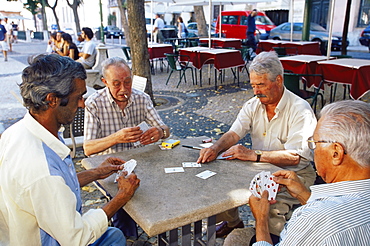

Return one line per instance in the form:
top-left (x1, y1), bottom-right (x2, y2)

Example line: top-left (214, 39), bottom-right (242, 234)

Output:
top-left (222, 144), bottom-right (253, 161)
top-left (116, 173), bottom-right (140, 202)
top-left (140, 127), bottom-right (161, 145)
top-left (249, 190), bottom-right (273, 222)
top-left (95, 157), bottom-right (125, 180)
top-left (273, 170), bottom-right (311, 204)
top-left (197, 147), bottom-right (218, 163)
top-left (115, 126), bottom-right (142, 144)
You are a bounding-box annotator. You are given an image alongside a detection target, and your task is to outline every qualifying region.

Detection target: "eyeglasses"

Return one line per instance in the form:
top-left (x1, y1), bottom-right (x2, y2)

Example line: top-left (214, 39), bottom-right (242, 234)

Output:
top-left (307, 137), bottom-right (347, 154)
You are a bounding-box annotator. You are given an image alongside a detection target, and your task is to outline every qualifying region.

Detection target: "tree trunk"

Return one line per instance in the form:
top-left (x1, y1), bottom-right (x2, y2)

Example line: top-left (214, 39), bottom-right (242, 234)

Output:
top-left (341, 0), bottom-right (351, 55)
top-left (51, 8), bottom-right (60, 30)
top-left (194, 6), bottom-right (208, 38)
top-left (67, 0), bottom-right (81, 33)
top-left (118, 3), bottom-right (130, 46)
top-left (126, 0), bottom-right (154, 102)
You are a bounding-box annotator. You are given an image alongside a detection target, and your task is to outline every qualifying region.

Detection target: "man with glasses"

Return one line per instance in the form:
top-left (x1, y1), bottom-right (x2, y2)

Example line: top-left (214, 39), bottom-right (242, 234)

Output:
top-left (248, 100), bottom-right (370, 245)
top-left (198, 51), bottom-right (317, 243)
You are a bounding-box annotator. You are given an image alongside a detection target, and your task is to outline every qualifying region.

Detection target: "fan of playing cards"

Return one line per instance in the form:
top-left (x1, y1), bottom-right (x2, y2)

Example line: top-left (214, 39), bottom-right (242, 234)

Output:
top-left (249, 171), bottom-right (279, 200)
top-left (115, 159), bottom-right (137, 182)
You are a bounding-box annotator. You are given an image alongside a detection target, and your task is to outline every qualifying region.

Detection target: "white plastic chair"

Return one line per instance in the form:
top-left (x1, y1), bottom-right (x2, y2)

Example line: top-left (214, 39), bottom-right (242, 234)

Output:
top-left (132, 75), bottom-right (147, 92)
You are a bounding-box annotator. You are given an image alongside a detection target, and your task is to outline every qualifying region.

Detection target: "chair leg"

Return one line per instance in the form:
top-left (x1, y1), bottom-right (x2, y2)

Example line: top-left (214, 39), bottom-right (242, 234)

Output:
top-left (176, 71), bottom-right (184, 88)
top-left (166, 70), bottom-right (174, 85)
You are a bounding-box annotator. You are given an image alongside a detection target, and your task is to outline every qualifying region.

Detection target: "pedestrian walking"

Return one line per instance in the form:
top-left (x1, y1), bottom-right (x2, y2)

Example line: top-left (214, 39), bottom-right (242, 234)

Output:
top-left (0, 18), bottom-right (9, 61)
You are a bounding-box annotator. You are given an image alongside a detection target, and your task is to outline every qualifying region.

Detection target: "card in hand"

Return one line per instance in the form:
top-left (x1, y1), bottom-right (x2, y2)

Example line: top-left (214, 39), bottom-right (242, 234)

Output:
top-left (249, 171), bottom-right (279, 200)
top-left (115, 159), bottom-right (137, 182)
top-left (134, 121), bottom-right (150, 146)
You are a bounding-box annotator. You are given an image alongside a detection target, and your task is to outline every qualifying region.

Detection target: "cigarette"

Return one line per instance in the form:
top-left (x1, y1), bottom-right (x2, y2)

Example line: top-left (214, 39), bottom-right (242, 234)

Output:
top-left (124, 94), bottom-right (128, 99)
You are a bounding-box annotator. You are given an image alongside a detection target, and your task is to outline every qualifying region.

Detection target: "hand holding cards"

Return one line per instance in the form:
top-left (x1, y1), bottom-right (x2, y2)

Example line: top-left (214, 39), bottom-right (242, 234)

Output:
top-left (115, 159), bottom-right (137, 182)
top-left (249, 171), bottom-right (279, 200)
top-left (134, 122), bottom-right (150, 146)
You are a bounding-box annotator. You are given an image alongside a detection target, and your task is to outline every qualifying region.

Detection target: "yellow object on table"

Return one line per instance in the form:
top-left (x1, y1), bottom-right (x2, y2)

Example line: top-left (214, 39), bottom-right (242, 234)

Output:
top-left (161, 139), bottom-right (180, 149)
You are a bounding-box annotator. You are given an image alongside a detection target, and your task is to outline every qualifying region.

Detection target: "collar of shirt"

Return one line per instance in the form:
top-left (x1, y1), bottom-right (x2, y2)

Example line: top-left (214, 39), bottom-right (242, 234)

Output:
top-left (308, 179), bottom-right (370, 203)
top-left (24, 112), bottom-right (71, 160)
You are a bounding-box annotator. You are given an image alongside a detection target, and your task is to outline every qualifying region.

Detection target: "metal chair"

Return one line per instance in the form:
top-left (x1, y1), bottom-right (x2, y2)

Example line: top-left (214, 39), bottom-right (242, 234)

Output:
top-left (121, 46), bottom-right (131, 64)
top-left (283, 73), bottom-right (325, 113)
top-left (165, 53), bottom-right (195, 88)
top-left (62, 107), bottom-right (85, 158)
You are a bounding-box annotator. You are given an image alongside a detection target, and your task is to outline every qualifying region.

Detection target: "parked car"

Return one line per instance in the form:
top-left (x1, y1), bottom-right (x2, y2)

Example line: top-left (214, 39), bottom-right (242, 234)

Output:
top-left (359, 24), bottom-right (370, 52)
top-left (103, 26), bottom-right (124, 38)
top-left (186, 22), bottom-right (216, 37)
top-left (215, 11), bottom-right (276, 40)
top-left (269, 22), bottom-right (348, 50)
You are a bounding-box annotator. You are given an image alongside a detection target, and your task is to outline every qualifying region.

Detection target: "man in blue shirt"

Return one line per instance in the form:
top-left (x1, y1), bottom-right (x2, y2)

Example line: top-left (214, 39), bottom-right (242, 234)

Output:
top-left (0, 54), bottom-right (140, 245)
top-left (246, 9), bottom-right (258, 52)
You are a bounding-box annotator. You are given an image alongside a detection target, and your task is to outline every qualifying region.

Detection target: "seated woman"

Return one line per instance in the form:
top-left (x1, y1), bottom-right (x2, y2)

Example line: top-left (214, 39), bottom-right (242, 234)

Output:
top-left (53, 33), bottom-right (79, 60)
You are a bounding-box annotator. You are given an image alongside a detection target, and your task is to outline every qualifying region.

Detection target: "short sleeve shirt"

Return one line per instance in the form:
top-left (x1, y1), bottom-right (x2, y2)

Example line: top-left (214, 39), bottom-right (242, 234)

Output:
top-left (0, 24), bottom-right (7, 41)
top-left (230, 88), bottom-right (317, 171)
top-left (84, 88), bottom-right (165, 155)
top-left (79, 40), bottom-right (97, 68)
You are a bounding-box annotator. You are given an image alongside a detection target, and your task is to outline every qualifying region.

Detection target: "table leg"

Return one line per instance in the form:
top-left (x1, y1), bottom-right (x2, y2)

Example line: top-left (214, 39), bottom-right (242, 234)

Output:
top-left (169, 228), bottom-right (178, 246)
top-left (207, 215), bottom-right (216, 246)
top-left (194, 220), bottom-right (203, 246)
top-left (199, 69), bottom-right (202, 87)
top-left (182, 224), bottom-right (191, 245)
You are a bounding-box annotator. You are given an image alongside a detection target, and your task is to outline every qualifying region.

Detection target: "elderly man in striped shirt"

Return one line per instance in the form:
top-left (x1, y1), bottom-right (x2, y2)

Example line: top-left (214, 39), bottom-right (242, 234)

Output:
top-left (244, 100), bottom-right (370, 245)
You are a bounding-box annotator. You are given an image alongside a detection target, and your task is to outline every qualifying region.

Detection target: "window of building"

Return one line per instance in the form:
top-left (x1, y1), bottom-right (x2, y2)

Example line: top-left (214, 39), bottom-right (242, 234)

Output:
top-left (358, 0), bottom-right (370, 27)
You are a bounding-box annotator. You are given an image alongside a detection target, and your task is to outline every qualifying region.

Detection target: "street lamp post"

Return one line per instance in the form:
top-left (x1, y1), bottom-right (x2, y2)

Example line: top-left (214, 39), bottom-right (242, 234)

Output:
top-left (99, 0), bottom-right (105, 43)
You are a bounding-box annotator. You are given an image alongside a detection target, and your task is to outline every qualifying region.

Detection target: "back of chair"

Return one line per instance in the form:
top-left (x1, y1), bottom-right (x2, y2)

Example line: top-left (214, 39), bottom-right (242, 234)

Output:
top-left (121, 46), bottom-right (131, 62)
top-left (165, 53), bottom-right (177, 70)
top-left (283, 73), bottom-right (301, 96)
top-left (132, 75), bottom-right (147, 92)
top-left (273, 47), bottom-right (287, 57)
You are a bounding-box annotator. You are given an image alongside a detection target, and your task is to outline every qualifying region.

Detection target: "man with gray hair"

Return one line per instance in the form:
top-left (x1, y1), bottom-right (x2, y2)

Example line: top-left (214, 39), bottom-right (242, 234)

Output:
top-left (198, 51), bottom-right (317, 243)
top-left (0, 54), bottom-right (140, 245)
top-left (249, 100), bottom-right (370, 245)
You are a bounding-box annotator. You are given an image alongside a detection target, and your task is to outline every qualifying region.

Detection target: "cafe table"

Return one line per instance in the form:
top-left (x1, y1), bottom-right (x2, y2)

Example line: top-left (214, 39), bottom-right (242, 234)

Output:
top-left (257, 40), bottom-right (321, 55)
top-left (179, 48), bottom-right (245, 89)
top-left (81, 136), bottom-right (281, 246)
top-left (148, 44), bottom-right (173, 75)
top-left (316, 58), bottom-right (370, 100)
top-left (199, 38), bottom-right (242, 49)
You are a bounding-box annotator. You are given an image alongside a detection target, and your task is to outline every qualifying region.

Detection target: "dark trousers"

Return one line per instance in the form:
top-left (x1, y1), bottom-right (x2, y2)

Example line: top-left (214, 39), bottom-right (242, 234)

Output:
top-left (246, 32), bottom-right (256, 52)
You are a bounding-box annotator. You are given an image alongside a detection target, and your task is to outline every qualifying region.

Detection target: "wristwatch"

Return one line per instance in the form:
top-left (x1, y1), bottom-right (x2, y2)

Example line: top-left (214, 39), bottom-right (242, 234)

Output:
top-left (255, 150), bottom-right (262, 162)
top-left (160, 127), bottom-right (167, 139)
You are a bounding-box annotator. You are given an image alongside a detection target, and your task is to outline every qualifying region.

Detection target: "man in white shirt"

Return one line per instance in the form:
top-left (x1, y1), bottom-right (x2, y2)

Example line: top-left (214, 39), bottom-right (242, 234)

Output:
top-left (4, 17), bottom-right (12, 52)
top-left (152, 14), bottom-right (165, 43)
top-left (77, 27), bottom-right (97, 69)
top-left (198, 51), bottom-right (317, 242)
top-left (0, 54), bottom-right (140, 245)
top-left (248, 100), bottom-right (370, 246)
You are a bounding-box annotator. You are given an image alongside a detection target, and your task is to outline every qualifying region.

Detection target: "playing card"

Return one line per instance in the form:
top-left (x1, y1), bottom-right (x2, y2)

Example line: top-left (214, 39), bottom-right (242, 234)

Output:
top-left (182, 162), bottom-right (202, 167)
top-left (249, 171), bottom-right (279, 200)
top-left (216, 152), bottom-right (233, 160)
top-left (115, 159), bottom-right (137, 182)
top-left (196, 170), bottom-right (217, 179)
top-left (134, 121), bottom-right (150, 146)
top-left (164, 167), bottom-right (185, 173)
top-left (199, 143), bottom-right (213, 148)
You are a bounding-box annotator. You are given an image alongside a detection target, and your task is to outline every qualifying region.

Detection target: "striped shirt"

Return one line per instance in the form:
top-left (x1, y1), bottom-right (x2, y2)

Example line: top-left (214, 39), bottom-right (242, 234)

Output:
top-left (253, 179), bottom-right (370, 246)
top-left (84, 87), bottom-right (165, 155)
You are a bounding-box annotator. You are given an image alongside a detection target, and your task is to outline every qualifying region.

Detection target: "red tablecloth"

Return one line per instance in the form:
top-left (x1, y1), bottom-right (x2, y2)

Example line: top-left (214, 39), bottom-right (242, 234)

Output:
top-left (199, 38), bottom-right (242, 49)
top-left (257, 40), bottom-right (321, 55)
top-left (148, 44), bottom-right (173, 60)
top-left (179, 47), bottom-right (244, 70)
top-left (316, 58), bottom-right (370, 100)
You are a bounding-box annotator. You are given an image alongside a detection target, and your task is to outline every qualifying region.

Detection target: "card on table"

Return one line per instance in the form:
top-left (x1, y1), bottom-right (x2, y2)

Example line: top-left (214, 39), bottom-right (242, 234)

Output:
top-left (249, 171), bottom-right (279, 200)
top-left (115, 159), bottom-right (137, 182)
top-left (164, 167), bottom-right (185, 173)
top-left (182, 162), bottom-right (202, 168)
top-left (196, 170), bottom-right (217, 179)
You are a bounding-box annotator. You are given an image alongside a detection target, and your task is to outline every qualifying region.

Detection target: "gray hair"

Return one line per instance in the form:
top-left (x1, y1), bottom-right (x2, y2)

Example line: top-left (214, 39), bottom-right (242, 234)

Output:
top-left (318, 100), bottom-right (370, 168)
top-left (20, 54), bottom-right (86, 112)
top-left (101, 57), bottom-right (131, 78)
top-left (249, 51), bottom-right (283, 82)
